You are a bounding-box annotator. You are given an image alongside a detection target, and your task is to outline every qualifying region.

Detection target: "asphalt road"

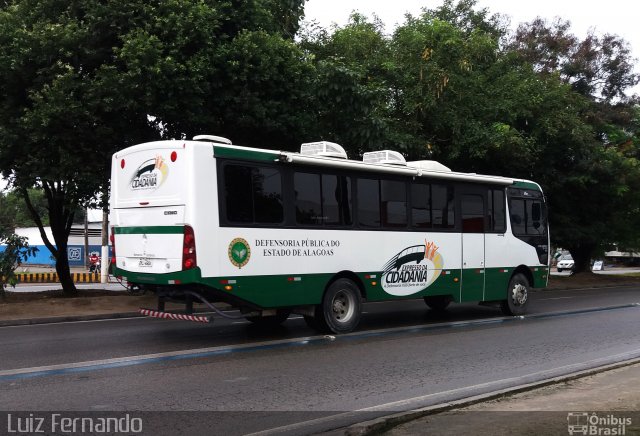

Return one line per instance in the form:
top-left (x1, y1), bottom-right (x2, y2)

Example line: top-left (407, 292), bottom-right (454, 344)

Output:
top-left (1, 287), bottom-right (639, 435)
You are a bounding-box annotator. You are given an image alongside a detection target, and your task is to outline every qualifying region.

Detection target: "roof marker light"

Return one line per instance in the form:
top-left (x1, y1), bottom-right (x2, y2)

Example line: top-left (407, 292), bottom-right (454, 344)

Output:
top-left (171, 151), bottom-right (177, 162)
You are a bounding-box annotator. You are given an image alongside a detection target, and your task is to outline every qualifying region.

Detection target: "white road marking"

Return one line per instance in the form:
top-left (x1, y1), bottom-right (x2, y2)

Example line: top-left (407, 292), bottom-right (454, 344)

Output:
top-left (538, 296), bottom-right (575, 300)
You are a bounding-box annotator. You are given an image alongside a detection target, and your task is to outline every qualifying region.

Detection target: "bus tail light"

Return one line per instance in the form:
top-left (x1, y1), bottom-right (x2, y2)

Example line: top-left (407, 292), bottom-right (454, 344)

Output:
top-left (110, 228), bottom-right (116, 266)
top-left (182, 226), bottom-right (197, 270)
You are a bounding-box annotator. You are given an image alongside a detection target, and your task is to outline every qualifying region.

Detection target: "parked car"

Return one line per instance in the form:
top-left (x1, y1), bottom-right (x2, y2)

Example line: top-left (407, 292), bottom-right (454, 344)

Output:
top-left (557, 255), bottom-right (575, 272)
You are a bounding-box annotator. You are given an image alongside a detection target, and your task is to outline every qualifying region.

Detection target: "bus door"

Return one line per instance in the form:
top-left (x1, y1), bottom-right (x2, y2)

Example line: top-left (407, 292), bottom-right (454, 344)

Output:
top-left (460, 187), bottom-right (486, 302)
top-left (484, 187), bottom-right (510, 301)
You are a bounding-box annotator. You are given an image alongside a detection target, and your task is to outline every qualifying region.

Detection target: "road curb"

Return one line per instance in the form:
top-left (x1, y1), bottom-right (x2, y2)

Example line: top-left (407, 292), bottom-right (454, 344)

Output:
top-left (13, 272), bottom-right (102, 283)
top-left (0, 304), bottom-right (233, 328)
top-left (540, 284), bottom-right (640, 292)
top-left (342, 357), bottom-right (640, 436)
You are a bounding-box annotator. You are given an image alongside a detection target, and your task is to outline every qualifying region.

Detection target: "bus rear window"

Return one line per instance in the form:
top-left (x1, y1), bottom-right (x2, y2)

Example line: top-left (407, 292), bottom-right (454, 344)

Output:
top-left (224, 164), bottom-right (283, 224)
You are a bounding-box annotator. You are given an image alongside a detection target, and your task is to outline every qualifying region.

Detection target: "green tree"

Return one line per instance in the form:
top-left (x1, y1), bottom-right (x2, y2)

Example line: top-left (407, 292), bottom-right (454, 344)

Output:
top-left (0, 189), bottom-right (50, 234)
top-left (302, 0), bottom-right (640, 273)
top-left (508, 18), bottom-right (640, 271)
top-left (300, 13), bottom-right (405, 157)
top-left (0, 233), bottom-right (37, 299)
top-left (0, 0), bottom-right (310, 294)
top-left (509, 18), bottom-right (639, 101)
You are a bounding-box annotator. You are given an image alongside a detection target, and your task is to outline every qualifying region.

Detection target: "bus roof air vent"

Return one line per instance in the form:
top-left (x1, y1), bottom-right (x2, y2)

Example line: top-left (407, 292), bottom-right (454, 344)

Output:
top-left (300, 141), bottom-right (348, 159)
top-left (362, 150), bottom-right (407, 166)
top-left (406, 160), bottom-right (451, 172)
top-left (193, 135), bottom-right (232, 145)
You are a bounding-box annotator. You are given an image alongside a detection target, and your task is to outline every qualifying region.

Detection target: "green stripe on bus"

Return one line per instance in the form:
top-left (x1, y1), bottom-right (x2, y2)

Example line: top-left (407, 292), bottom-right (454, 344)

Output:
top-left (112, 266), bottom-right (202, 283)
top-left (213, 146), bottom-right (280, 162)
top-left (511, 180), bottom-right (541, 190)
top-left (114, 226), bottom-right (184, 235)
top-left (113, 265), bottom-right (546, 308)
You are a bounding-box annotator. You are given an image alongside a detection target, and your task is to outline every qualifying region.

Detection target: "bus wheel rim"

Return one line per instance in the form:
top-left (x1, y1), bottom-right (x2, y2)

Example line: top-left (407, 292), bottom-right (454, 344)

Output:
top-left (332, 290), bottom-right (355, 323)
top-left (512, 283), bottom-right (528, 306)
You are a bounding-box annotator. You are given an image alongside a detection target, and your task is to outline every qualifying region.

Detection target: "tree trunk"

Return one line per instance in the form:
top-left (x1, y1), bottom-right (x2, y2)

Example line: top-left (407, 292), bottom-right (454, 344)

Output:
top-left (21, 183), bottom-right (78, 296)
top-left (568, 244), bottom-right (594, 274)
top-left (49, 212), bottom-right (78, 297)
top-left (55, 245), bottom-right (77, 295)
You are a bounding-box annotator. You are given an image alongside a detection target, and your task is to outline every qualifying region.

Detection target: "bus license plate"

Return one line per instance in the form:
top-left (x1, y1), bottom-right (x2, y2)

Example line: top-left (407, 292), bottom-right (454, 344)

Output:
top-left (138, 258), bottom-right (152, 268)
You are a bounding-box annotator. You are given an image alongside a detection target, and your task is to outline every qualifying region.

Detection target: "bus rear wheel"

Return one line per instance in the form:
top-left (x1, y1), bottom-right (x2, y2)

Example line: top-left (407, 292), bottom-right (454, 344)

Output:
top-left (246, 309), bottom-right (291, 327)
top-left (501, 273), bottom-right (530, 316)
top-left (314, 278), bottom-right (362, 334)
top-left (423, 295), bottom-right (452, 312)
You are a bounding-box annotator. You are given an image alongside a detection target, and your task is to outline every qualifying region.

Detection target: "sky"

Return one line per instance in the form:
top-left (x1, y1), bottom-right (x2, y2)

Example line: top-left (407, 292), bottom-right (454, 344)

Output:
top-left (303, 0), bottom-right (640, 95)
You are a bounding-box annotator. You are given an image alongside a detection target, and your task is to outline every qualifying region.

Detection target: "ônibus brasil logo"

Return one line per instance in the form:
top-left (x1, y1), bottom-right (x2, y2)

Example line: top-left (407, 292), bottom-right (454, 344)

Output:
top-left (228, 238), bottom-right (251, 269)
top-left (130, 155), bottom-right (168, 191)
top-left (381, 240), bottom-right (444, 296)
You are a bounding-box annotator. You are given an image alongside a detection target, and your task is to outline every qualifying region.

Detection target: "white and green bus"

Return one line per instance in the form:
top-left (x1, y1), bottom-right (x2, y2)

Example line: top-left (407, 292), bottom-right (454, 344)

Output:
top-left (110, 136), bottom-right (549, 333)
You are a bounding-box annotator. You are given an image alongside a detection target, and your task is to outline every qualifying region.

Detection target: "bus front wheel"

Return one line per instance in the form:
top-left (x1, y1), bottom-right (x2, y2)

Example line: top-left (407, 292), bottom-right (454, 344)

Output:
top-left (501, 273), bottom-right (530, 316)
top-left (314, 278), bottom-right (362, 334)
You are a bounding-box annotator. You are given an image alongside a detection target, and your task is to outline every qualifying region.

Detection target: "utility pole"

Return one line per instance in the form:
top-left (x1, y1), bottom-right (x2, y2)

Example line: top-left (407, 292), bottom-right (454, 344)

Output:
top-left (100, 198), bottom-right (109, 284)
top-left (84, 208), bottom-right (89, 270)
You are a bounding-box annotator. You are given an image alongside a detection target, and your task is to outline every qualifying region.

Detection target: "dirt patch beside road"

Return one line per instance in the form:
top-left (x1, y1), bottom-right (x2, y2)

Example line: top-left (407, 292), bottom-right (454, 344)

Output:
top-left (545, 271), bottom-right (640, 290)
top-left (0, 291), bottom-right (159, 322)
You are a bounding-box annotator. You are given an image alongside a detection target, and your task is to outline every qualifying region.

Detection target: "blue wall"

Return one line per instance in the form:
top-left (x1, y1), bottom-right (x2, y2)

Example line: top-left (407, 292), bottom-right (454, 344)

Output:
top-left (0, 245), bottom-right (112, 266)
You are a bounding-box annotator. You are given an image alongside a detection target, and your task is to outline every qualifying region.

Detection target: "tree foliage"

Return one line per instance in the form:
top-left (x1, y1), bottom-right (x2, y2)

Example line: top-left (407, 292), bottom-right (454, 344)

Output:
top-left (0, 0), bottom-right (309, 293)
top-left (508, 18), bottom-right (640, 101)
top-left (301, 1), bottom-right (640, 272)
top-left (0, 0), bottom-right (639, 280)
top-left (0, 233), bottom-right (37, 299)
top-left (0, 188), bottom-right (50, 234)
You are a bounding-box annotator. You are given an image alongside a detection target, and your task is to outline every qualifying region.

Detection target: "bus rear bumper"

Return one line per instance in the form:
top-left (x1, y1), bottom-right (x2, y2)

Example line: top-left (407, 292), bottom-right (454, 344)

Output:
top-left (112, 265), bottom-right (203, 286)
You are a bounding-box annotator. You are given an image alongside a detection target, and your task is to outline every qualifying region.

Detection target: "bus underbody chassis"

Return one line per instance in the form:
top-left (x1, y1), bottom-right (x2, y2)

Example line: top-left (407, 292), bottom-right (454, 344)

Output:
top-left (135, 272), bottom-right (532, 334)
top-left (136, 284), bottom-right (316, 328)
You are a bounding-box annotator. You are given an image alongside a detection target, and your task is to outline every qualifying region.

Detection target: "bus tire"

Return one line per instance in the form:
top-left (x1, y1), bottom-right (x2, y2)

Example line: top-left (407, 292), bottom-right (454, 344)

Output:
top-left (423, 295), bottom-right (452, 312)
top-left (501, 273), bottom-right (530, 316)
top-left (314, 278), bottom-right (362, 334)
top-left (246, 309), bottom-right (291, 327)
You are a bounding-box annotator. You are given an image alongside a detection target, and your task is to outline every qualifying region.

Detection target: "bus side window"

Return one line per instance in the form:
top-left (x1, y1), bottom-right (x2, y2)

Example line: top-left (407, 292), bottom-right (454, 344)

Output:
top-left (461, 194), bottom-right (484, 233)
top-left (323, 174), bottom-right (352, 226)
top-left (488, 188), bottom-right (506, 232)
top-left (252, 167), bottom-right (283, 224)
top-left (294, 172), bottom-right (322, 225)
top-left (224, 164), bottom-right (283, 224)
top-left (225, 165), bottom-right (253, 223)
top-left (411, 183), bottom-right (431, 228)
top-left (432, 184), bottom-right (455, 229)
top-left (509, 198), bottom-right (526, 234)
top-left (357, 178), bottom-right (381, 228)
top-left (381, 180), bottom-right (407, 228)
